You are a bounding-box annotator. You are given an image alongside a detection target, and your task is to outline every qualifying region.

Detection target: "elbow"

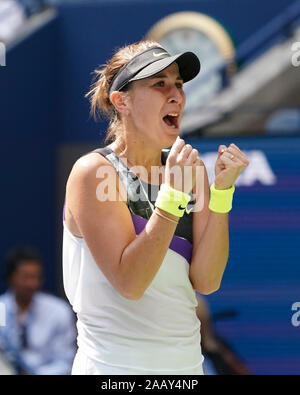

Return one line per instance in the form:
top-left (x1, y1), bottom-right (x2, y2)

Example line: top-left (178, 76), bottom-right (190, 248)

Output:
top-left (197, 284), bottom-right (220, 295)
top-left (113, 266), bottom-right (145, 301)
top-left (120, 290), bottom-right (144, 301)
top-left (192, 279), bottom-right (221, 295)
top-left (118, 283), bottom-right (145, 301)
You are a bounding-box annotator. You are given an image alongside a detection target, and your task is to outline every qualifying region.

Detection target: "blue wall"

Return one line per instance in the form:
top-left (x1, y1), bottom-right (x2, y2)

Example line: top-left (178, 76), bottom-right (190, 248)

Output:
top-left (187, 136), bottom-right (300, 375)
top-left (0, 15), bottom-right (59, 293)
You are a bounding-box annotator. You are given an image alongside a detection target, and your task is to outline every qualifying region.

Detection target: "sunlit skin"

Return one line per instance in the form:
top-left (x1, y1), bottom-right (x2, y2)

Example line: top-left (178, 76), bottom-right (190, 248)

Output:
top-left (110, 63), bottom-right (186, 174)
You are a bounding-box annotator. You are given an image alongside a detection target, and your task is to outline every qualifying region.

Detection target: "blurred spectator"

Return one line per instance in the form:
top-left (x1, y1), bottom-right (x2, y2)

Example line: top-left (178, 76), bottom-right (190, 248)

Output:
top-left (0, 246), bottom-right (77, 375)
top-left (196, 293), bottom-right (251, 375)
top-left (0, 0), bottom-right (26, 43)
top-left (17, 0), bottom-right (46, 17)
top-left (265, 108), bottom-right (300, 136)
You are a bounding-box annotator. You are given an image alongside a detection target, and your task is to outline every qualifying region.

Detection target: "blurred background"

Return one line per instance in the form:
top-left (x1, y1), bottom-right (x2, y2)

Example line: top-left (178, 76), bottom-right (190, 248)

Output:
top-left (0, 0), bottom-right (299, 375)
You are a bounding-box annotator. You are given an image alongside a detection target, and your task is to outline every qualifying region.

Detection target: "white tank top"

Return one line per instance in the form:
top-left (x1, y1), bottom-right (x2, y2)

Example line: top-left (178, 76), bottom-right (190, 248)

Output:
top-left (62, 147), bottom-right (203, 372)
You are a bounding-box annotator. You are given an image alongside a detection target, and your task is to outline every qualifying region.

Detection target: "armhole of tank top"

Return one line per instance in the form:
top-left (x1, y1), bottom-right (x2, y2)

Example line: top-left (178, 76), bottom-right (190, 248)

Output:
top-left (63, 221), bottom-right (84, 244)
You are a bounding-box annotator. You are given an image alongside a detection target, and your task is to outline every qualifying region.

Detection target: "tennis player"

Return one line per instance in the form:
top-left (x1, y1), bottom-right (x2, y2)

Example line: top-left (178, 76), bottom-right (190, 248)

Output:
top-left (62, 41), bottom-right (249, 375)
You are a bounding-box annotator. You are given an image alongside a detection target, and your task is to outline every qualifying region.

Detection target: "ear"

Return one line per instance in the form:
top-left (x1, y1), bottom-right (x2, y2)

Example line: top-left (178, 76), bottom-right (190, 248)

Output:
top-left (110, 91), bottom-right (130, 115)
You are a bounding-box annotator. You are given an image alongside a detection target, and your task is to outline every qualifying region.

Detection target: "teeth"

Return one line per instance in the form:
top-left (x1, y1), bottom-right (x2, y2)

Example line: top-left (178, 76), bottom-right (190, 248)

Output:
top-left (168, 113), bottom-right (178, 117)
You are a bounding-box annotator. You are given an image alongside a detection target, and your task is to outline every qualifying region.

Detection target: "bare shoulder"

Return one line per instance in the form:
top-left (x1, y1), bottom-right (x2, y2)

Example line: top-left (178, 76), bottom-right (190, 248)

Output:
top-left (65, 152), bottom-right (127, 237)
top-left (69, 152), bottom-right (113, 182)
top-left (67, 151), bottom-right (126, 200)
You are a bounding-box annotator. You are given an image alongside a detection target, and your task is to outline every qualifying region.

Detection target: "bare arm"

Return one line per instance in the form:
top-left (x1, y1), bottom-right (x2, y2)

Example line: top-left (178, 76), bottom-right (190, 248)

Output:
top-left (189, 162), bottom-right (229, 294)
top-left (66, 154), bottom-right (179, 300)
top-left (190, 144), bottom-right (249, 294)
top-left (190, 211), bottom-right (229, 295)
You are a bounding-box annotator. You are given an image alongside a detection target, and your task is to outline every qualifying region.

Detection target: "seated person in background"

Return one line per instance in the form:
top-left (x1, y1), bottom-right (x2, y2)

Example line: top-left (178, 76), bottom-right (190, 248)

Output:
top-left (0, 246), bottom-right (77, 374)
top-left (17, 0), bottom-right (47, 17)
top-left (196, 293), bottom-right (251, 375)
top-left (0, 0), bottom-right (26, 43)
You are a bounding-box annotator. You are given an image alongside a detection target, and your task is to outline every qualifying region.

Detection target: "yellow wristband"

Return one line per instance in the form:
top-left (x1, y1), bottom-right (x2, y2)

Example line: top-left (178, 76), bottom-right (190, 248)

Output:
top-left (209, 183), bottom-right (235, 213)
top-left (155, 184), bottom-right (191, 217)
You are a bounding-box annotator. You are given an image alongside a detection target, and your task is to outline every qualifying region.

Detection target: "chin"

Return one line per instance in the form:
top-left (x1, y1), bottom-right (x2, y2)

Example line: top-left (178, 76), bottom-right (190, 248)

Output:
top-left (152, 124), bottom-right (180, 149)
top-left (164, 131), bottom-right (179, 148)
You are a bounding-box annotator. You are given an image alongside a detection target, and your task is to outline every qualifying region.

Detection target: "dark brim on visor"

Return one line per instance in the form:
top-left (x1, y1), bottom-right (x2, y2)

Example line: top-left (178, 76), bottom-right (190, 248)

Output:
top-left (108, 47), bottom-right (201, 97)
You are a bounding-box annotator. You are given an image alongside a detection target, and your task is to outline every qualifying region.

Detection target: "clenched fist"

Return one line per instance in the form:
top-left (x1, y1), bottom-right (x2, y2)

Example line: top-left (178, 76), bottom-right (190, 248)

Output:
top-left (165, 137), bottom-right (202, 194)
top-left (214, 143), bottom-right (249, 190)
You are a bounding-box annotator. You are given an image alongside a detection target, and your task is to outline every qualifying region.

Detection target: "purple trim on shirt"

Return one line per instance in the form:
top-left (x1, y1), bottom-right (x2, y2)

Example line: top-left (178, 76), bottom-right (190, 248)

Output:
top-left (131, 213), bottom-right (192, 264)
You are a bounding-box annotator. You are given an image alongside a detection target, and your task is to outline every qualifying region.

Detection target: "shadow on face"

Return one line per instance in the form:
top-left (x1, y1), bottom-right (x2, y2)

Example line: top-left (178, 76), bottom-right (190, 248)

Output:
top-left (9, 261), bottom-right (43, 303)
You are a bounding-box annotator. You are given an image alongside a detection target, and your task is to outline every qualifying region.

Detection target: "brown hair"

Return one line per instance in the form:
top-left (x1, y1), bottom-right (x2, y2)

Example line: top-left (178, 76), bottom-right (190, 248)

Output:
top-left (85, 40), bottom-right (162, 144)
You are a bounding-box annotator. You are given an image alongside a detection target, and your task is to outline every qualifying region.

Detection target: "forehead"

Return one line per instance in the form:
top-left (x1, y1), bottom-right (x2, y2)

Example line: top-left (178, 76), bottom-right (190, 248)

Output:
top-left (15, 260), bottom-right (42, 274)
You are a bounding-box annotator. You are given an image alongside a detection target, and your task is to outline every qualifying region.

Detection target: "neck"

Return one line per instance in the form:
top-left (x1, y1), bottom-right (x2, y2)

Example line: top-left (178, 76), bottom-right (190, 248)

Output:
top-left (14, 293), bottom-right (32, 315)
top-left (109, 136), bottom-right (164, 184)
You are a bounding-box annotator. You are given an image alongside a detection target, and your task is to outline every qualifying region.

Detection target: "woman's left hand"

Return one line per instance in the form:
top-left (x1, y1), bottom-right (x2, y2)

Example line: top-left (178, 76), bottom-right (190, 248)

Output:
top-left (214, 143), bottom-right (249, 190)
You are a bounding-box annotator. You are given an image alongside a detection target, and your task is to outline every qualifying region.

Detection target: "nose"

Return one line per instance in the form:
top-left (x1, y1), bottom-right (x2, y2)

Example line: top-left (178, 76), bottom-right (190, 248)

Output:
top-left (167, 85), bottom-right (184, 105)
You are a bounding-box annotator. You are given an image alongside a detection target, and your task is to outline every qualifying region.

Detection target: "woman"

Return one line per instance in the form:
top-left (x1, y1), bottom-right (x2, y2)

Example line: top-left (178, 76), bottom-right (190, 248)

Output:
top-left (62, 41), bottom-right (249, 375)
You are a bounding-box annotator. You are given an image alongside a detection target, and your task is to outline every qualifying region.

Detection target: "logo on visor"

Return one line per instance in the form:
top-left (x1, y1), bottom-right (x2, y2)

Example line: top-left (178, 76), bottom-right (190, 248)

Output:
top-left (153, 51), bottom-right (169, 57)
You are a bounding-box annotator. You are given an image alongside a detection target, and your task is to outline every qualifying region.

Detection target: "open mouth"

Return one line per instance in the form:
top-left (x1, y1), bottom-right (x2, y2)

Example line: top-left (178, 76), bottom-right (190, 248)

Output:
top-left (162, 113), bottom-right (179, 129)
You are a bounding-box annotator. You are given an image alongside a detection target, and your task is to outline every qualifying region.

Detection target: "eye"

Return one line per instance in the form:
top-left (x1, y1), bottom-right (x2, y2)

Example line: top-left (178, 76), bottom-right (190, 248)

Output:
top-left (154, 80), bottom-right (165, 87)
top-left (176, 82), bottom-right (183, 89)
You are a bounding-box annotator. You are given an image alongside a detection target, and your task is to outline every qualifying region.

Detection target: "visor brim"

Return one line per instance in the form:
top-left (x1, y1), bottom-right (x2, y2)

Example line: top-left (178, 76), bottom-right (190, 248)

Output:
top-left (128, 52), bottom-right (200, 84)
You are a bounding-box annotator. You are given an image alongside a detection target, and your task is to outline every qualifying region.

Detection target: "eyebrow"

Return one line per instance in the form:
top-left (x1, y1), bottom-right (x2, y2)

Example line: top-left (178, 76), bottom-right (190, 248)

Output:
top-left (150, 73), bottom-right (183, 81)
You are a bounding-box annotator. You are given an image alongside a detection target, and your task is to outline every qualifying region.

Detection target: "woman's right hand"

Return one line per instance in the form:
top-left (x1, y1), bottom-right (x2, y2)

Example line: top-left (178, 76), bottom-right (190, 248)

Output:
top-left (165, 136), bottom-right (201, 194)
